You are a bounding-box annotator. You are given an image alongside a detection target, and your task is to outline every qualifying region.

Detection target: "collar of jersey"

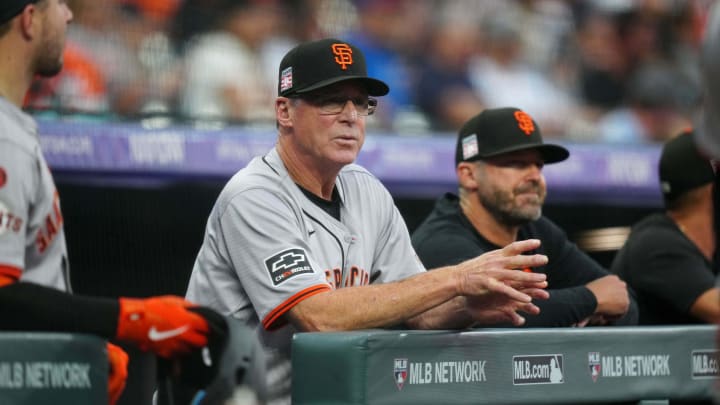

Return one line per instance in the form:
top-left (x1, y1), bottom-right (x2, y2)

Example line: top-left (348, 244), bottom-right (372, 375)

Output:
top-left (265, 146), bottom-right (347, 205)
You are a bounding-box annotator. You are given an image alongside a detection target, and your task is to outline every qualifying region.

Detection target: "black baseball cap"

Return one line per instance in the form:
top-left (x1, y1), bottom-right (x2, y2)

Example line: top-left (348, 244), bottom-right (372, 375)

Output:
top-left (0, 0), bottom-right (38, 24)
top-left (455, 107), bottom-right (569, 165)
top-left (278, 38), bottom-right (389, 97)
top-left (659, 130), bottom-right (715, 204)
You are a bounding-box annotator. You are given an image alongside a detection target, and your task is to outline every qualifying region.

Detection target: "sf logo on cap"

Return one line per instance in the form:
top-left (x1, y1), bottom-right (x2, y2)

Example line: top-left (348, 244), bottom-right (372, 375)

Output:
top-left (332, 43), bottom-right (353, 70)
top-left (514, 110), bottom-right (535, 136)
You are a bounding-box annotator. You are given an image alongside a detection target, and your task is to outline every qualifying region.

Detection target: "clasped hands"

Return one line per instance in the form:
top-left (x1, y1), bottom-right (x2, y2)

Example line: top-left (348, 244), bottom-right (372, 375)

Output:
top-left (456, 239), bottom-right (549, 326)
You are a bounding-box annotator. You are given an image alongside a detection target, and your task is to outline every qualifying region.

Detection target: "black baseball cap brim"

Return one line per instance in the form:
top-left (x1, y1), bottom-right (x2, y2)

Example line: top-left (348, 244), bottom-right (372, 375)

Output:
top-left (477, 143), bottom-right (570, 164)
top-left (455, 107), bottom-right (569, 165)
top-left (293, 76), bottom-right (389, 97)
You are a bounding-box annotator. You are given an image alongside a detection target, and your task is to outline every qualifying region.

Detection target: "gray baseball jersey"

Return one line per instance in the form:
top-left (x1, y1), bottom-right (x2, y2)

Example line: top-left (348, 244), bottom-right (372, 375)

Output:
top-left (186, 147), bottom-right (425, 404)
top-left (0, 97), bottom-right (70, 291)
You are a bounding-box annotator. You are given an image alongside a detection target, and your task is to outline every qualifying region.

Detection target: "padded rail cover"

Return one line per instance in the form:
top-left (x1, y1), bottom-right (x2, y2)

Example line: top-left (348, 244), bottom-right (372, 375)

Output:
top-left (292, 326), bottom-right (719, 404)
top-left (0, 332), bottom-right (107, 404)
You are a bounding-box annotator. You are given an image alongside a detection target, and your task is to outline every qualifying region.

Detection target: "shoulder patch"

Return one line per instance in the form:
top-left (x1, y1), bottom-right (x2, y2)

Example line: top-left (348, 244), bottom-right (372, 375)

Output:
top-left (265, 248), bottom-right (314, 286)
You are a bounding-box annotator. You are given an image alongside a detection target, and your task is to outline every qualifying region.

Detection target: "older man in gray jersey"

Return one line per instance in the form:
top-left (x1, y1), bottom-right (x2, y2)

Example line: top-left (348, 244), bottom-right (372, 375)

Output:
top-left (186, 38), bottom-right (551, 404)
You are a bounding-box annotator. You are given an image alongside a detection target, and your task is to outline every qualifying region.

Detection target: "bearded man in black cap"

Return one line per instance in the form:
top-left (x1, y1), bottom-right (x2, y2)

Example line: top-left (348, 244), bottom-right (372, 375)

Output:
top-left (413, 107), bottom-right (638, 327)
top-left (186, 39), bottom-right (552, 404)
top-left (612, 130), bottom-right (718, 325)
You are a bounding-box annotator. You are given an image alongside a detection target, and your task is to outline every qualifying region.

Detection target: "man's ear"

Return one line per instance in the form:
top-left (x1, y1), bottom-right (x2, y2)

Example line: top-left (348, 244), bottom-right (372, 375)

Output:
top-left (457, 162), bottom-right (479, 191)
top-left (19, 4), bottom-right (38, 40)
top-left (276, 98), bottom-right (292, 128)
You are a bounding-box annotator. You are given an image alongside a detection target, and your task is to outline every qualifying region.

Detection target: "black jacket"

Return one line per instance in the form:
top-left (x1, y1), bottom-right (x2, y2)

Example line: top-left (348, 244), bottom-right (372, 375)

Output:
top-left (411, 193), bottom-right (638, 327)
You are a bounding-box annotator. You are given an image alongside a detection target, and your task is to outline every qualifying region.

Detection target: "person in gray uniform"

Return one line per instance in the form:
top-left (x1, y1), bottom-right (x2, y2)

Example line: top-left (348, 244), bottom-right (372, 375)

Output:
top-left (186, 38), bottom-right (551, 404)
top-left (0, 2), bottom-right (221, 403)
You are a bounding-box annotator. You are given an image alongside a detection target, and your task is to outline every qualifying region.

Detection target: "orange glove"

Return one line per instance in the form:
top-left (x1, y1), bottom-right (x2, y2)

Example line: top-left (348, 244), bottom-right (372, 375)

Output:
top-left (106, 342), bottom-right (128, 405)
top-left (116, 296), bottom-right (209, 358)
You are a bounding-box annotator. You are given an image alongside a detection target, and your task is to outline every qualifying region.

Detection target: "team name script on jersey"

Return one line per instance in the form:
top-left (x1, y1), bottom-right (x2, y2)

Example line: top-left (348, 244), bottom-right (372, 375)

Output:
top-left (0, 209), bottom-right (22, 234)
top-left (325, 266), bottom-right (370, 289)
top-left (36, 191), bottom-right (63, 254)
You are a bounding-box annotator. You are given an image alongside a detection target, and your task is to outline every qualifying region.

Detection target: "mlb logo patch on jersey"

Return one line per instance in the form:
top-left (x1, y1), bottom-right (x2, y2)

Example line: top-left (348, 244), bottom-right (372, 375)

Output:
top-left (265, 248), bottom-right (314, 286)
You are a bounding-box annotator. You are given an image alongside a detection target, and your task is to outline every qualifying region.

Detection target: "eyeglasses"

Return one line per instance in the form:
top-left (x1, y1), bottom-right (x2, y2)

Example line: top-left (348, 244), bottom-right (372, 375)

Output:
top-left (295, 95), bottom-right (378, 116)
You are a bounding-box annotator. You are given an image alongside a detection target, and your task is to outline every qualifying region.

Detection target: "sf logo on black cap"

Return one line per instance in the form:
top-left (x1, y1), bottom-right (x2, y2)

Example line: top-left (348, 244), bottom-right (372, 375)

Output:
top-left (514, 110), bottom-right (535, 135)
top-left (332, 43), bottom-right (353, 70)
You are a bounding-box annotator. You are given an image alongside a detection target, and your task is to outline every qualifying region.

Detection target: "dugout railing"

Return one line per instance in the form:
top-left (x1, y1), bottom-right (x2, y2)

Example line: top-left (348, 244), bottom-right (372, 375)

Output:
top-left (291, 325), bottom-right (719, 404)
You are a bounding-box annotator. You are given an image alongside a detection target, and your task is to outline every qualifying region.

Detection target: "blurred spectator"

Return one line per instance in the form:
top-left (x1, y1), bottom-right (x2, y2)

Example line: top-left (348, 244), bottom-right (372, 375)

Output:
top-left (118, 0), bottom-right (181, 25)
top-left (667, 1), bottom-right (706, 89)
top-left (24, 0), bottom-right (147, 116)
top-left (571, 1), bottom-right (703, 142)
top-left (595, 62), bottom-right (696, 144)
top-left (572, 9), bottom-right (627, 113)
top-left (516, 0), bottom-right (576, 76)
top-left (64, 0), bottom-right (150, 116)
top-left (258, 1), bottom-right (321, 104)
top-left (614, 5), bottom-right (666, 73)
top-left (15, 0), bottom-right (714, 142)
top-left (169, 0), bottom-right (225, 51)
top-left (117, 0), bottom-right (187, 117)
top-left (468, 4), bottom-right (577, 137)
top-left (25, 43), bottom-right (109, 114)
top-left (179, 0), bottom-right (284, 123)
top-left (572, 2), bottom-right (665, 112)
top-left (413, 19), bottom-right (484, 132)
top-left (612, 130), bottom-right (717, 324)
top-left (343, 0), bottom-right (430, 130)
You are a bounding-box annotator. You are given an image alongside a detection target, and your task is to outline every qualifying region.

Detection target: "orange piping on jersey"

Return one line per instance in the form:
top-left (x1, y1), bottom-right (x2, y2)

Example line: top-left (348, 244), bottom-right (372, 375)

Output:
top-left (262, 284), bottom-right (331, 330)
top-left (0, 275), bottom-right (15, 287)
top-left (0, 264), bottom-right (21, 286)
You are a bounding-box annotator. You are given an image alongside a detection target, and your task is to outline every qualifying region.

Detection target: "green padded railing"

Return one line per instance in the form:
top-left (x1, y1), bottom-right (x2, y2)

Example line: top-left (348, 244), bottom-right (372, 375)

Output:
top-left (0, 332), bottom-right (107, 404)
top-left (292, 326), bottom-right (718, 404)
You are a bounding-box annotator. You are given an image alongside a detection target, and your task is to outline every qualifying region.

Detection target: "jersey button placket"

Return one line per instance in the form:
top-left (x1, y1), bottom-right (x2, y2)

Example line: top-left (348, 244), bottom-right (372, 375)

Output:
top-left (339, 234), bottom-right (357, 287)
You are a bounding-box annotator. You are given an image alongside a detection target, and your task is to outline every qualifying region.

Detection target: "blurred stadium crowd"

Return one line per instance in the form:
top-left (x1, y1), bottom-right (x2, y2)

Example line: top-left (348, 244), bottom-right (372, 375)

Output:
top-left (25, 0), bottom-right (711, 143)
